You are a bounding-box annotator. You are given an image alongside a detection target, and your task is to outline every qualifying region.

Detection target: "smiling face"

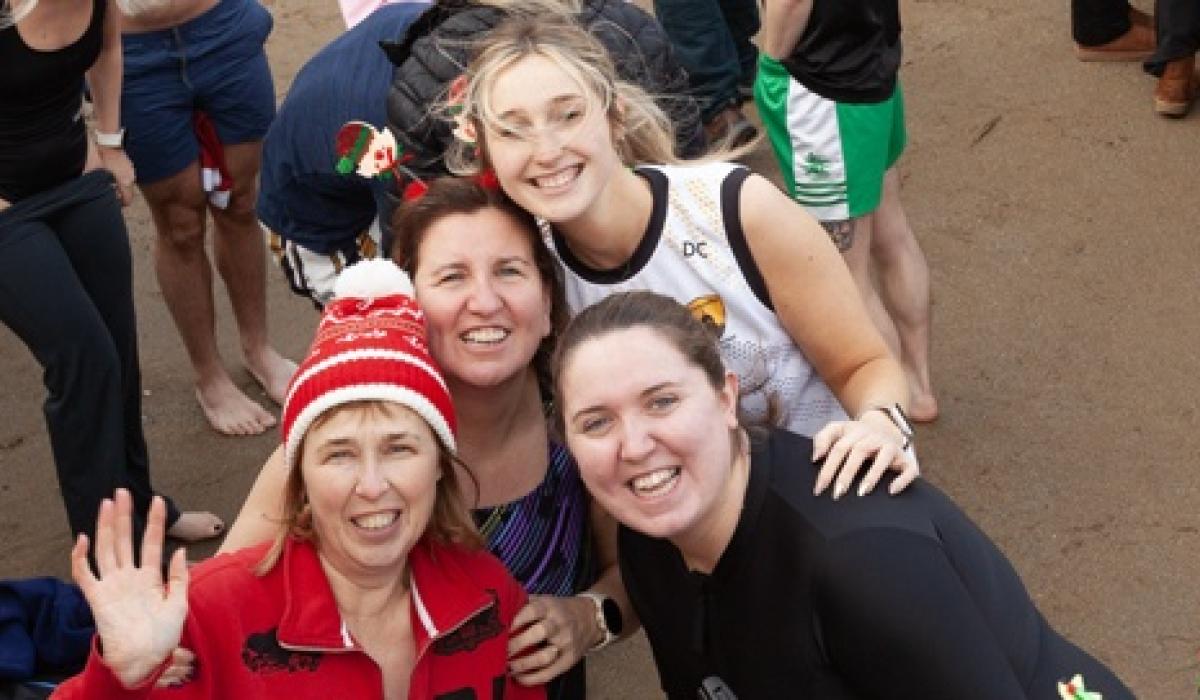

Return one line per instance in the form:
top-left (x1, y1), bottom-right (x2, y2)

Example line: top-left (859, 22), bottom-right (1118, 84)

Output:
top-left (300, 402), bottom-right (442, 581)
top-left (411, 207), bottom-right (552, 391)
top-left (559, 325), bottom-right (742, 542)
top-left (480, 53), bottom-right (625, 227)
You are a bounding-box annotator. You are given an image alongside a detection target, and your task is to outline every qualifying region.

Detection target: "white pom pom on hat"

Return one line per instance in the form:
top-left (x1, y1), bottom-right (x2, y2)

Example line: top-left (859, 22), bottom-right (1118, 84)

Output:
top-left (332, 258), bottom-right (414, 301)
top-left (281, 258), bottom-right (455, 469)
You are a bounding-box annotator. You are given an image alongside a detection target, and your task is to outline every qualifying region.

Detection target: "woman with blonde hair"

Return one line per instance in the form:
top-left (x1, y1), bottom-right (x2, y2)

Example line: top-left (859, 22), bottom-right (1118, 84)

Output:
top-left (385, 0), bottom-right (705, 184)
top-left (448, 15), bottom-right (918, 499)
top-left (52, 261), bottom-right (543, 699)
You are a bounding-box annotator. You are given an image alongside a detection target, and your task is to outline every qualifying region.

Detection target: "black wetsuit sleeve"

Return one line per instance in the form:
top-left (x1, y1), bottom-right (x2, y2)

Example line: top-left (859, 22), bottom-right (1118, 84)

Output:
top-left (812, 530), bottom-right (1030, 699)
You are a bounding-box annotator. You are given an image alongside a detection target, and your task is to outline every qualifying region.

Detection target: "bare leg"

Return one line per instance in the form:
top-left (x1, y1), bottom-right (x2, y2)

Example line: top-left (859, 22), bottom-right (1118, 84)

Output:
top-left (870, 167), bottom-right (937, 422)
top-left (140, 163), bottom-right (276, 436)
top-left (208, 142), bottom-right (296, 406)
top-left (840, 215), bottom-right (903, 361)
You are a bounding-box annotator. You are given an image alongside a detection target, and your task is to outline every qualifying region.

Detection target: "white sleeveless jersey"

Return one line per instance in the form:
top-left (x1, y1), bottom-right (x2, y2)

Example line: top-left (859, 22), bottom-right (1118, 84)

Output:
top-left (545, 162), bottom-right (846, 437)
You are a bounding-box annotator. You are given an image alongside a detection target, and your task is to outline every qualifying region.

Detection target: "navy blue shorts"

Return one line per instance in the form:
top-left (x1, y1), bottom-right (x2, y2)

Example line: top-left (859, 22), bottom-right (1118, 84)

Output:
top-left (121, 0), bottom-right (276, 184)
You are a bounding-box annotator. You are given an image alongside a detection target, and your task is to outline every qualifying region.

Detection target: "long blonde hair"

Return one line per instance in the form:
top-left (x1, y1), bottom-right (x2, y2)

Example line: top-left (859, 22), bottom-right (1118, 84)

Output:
top-left (0, 0), bottom-right (37, 29)
top-left (446, 14), bottom-right (696, 175)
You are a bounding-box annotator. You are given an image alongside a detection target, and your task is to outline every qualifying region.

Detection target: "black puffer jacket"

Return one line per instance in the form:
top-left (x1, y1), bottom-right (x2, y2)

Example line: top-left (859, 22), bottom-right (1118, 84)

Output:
top-left (384, 0), bottom-right (705, 180)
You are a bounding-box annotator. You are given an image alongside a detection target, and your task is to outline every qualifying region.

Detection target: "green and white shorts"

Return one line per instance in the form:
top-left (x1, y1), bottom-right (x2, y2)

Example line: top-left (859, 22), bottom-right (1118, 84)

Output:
top-left (754, 54), bottom-right (906, 226)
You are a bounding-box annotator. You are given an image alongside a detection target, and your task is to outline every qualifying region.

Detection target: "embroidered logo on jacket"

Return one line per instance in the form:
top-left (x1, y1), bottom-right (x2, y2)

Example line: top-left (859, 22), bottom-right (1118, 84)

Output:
top-left (432, 591), bottom-right (504, 655)
top-left (242, 628), bottom-right (323, 673)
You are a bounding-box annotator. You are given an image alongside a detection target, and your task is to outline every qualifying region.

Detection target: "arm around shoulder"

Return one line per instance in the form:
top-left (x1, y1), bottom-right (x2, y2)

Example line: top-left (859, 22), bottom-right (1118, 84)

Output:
top-left (584, 500), bottom-right (639, 642)
top-left (737, 174), bottom-right (907, 416)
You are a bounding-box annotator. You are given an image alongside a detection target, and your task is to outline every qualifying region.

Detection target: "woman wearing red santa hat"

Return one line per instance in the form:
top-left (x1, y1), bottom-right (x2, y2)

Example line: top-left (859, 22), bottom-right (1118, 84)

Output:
top-left (52, 260), bottom-right (542, 700)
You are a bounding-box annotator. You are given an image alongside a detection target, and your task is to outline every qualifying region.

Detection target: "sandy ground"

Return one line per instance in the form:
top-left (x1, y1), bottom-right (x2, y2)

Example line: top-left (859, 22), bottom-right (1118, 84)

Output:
top-left (1, 0), bottom-right (1198, 696)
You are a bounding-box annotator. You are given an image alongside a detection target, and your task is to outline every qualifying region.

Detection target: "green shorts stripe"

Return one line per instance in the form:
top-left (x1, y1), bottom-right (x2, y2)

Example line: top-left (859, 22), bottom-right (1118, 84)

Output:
top-left (755, 54), bottom-right (907, 221)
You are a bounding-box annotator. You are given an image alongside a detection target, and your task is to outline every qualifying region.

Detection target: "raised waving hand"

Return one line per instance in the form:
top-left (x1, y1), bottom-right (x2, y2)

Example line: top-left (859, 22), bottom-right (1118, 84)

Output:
top-left (70, 489), bottom-right (189, 689)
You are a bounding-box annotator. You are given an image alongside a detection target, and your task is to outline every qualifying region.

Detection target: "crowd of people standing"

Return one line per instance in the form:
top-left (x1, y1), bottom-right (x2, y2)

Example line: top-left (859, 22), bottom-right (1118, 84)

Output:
top-left (0, 0), bottom-right (1150, 697)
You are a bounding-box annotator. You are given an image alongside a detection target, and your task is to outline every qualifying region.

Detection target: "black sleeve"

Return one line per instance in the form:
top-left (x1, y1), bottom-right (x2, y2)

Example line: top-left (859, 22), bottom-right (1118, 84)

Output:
top-left (811, 530), bottom-right (1030, 699)
top-left (384, 4), bottom-right (505, 180)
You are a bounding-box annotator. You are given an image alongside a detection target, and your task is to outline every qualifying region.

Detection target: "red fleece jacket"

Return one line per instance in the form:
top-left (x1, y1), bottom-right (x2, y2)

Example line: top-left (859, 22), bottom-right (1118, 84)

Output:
top-left (52, 537), bottom-right (543, 700)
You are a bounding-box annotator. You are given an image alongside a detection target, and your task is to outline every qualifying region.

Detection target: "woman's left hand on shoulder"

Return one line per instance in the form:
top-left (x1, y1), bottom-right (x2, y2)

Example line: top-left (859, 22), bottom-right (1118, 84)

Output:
top-left (97, 147), bottom-right (136, 206)
top-left (506, 594), bottom-right (598, 686)
top-left (812, 415), bottom-right (919, 499)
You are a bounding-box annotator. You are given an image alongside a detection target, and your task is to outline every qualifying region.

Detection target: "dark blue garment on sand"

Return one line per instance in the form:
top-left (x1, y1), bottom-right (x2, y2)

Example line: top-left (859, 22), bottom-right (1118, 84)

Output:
top-left (0, 578), bottom-right (92, 680)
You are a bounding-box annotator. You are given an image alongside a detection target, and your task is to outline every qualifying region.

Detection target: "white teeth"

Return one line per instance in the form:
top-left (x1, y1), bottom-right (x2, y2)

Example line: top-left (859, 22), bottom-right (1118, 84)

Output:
top-left (630, 468), bottom-right (679, 495)
top-left (535, 167), bottom-right (577, 189)
top-left (462, 327), bottom-right (509, 344)
top-left (352, 512), bottom-right (398, 530)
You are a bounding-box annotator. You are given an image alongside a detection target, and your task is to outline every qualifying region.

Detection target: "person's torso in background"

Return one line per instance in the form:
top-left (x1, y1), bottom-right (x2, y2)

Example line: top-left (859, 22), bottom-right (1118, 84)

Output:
top-left (0, 0), bottom-right (104, 202)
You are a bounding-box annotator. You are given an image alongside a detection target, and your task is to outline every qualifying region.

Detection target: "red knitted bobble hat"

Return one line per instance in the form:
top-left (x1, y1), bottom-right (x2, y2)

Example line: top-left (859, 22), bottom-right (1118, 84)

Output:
top-left (281, 259), bottom-right (456, 469)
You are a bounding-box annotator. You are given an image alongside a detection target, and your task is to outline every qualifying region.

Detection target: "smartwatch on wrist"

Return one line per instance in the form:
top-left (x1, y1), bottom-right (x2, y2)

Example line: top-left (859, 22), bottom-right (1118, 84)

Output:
top-left (577, 591), bottom-right (623, 652)
top-left (94, 128), bottom-right (125, 148)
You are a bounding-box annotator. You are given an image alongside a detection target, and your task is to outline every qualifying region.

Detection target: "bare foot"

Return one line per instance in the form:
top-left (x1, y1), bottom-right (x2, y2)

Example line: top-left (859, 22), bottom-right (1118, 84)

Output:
top-left (195, 374), bottom-right (277, 436)
top-left (246, 348), bottom-right (297, 406)
top-left (909, 392), bottom-right (939, 423)
top-left (167, 511), bottom-right (225, 543)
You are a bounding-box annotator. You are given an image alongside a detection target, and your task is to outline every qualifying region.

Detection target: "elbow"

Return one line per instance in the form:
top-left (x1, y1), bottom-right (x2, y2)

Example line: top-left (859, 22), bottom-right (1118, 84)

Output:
top-left (824, 353), bottom-right (906, 406)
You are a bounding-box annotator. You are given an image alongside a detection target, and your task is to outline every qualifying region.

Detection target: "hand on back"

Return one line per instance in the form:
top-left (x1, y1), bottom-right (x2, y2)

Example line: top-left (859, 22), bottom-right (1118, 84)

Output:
top-left (812, 417), bottom-right (919, 499)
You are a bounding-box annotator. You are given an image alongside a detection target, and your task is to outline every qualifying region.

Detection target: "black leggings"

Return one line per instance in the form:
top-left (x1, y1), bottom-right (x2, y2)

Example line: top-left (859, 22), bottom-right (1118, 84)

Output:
top-left (0, 170), bottom-right (179, 548)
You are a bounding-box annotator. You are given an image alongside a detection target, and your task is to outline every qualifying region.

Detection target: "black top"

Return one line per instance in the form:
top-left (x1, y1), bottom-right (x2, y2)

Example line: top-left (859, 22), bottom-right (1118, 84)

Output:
top-left (780, 0), bottom-right (901, 103)
top-left (620, 428), bottom-right (1134, 699)
top-left (0, 0), bottom-right (105, 202)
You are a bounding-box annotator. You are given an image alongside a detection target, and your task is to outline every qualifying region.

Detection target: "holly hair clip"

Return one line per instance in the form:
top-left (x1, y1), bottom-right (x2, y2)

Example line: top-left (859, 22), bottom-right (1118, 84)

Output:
top-left (446, 74), bottom-right (477, 147)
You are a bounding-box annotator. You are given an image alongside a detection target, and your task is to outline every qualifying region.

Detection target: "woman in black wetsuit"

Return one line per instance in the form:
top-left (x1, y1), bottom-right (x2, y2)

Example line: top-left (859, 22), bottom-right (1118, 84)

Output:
top-left (551, 290), bottom-right (1134, 699)
top-left (0, 0), bottom-right (221, 547)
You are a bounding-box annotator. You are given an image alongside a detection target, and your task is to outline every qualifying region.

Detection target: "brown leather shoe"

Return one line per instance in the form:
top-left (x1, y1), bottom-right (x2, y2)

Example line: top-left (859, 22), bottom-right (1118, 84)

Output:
top-left (704, 106), bottom-right (758, 149)
top-left (1075, 12), bottom-right (1155, 62)
top-left (1154, 55), bottom-right (1198, 117)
